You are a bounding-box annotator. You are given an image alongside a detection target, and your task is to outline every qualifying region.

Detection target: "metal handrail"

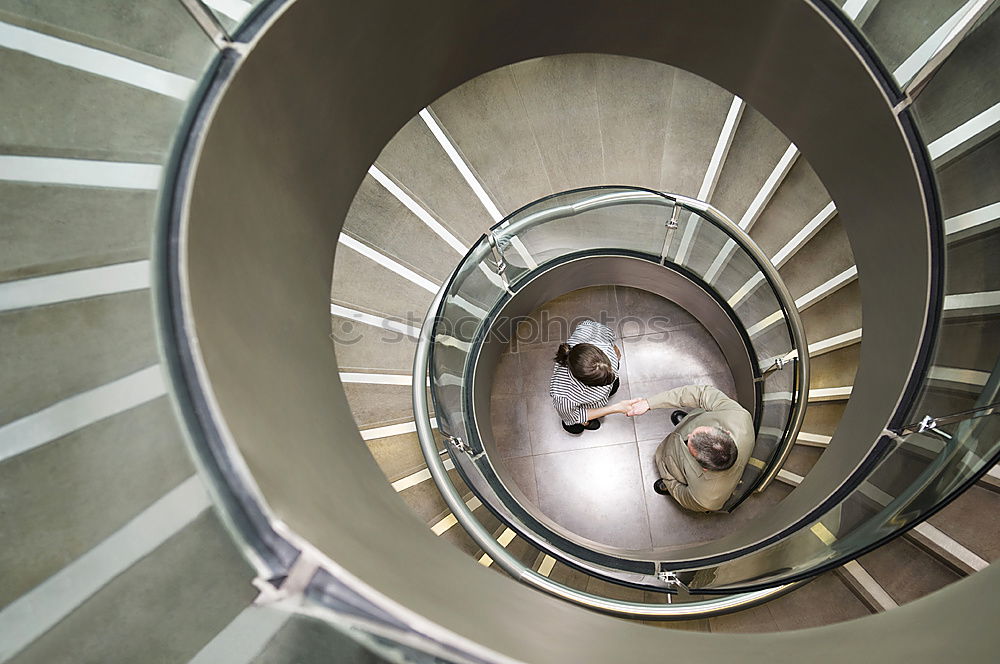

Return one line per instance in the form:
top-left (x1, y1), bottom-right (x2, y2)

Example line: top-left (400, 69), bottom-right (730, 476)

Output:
top-left (412, 281), bottom-right (800, 618)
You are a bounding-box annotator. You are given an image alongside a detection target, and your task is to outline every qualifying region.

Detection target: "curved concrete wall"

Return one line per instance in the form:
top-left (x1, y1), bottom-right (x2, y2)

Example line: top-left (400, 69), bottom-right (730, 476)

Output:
top-left (178, 0), bottom-right (938, 659)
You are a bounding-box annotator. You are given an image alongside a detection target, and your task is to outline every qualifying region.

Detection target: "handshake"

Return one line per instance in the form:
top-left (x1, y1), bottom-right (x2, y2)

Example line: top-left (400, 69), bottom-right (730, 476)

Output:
top-left (612, 398), bottom-right (650, 417)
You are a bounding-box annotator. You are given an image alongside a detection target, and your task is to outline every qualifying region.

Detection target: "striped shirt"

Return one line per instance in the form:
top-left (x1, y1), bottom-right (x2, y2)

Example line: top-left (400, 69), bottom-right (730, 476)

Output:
top-left (549, 320), bottom-right (619, 425)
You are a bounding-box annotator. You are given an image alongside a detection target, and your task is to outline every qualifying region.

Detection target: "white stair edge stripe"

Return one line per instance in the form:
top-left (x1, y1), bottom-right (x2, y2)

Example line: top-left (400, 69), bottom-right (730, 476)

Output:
top-left (392, 457), bottom-right (456, 492)
top-left (187, 605), bottom-right (291, 664)
top-left (809, 328), bottom-right (863, 356)
top-left (856, 474), bottom-right (989, 576)
top-left (0, 260), bottom-right (150, 313)
top-left (339, 372), bottom-right (414, 386)
top-left (0, 155), bottom-right (162, 189)
top-left (727, 273), bottom-right (765, 308)
top-left (676, 96), bottom-right (744, 264)
top-left (945, 202), bottom-right (1000, 236)
top-left (776, 468), bottom-right (804, 485)
top-left (762, 391), bottom-right (794, 403)
top-left (419, 108), bottom-right (538, 270)
top-left (431, 495), bottom-right (482, 536)
top-left (0, 365), bottom-right (166, 463)
top-left (0, 476), bottom-right (210, 661)
top-left (0, 21), bottom-right (194, 99)
top-left (782, 462), bottom-right (988, 580)
top-left (702, 238), bottom-right (737, 285)
top-left (747, 266), bottom-right (858, 337)
top-left (329, 303), bottom-right (421, 339)
top-left (419, 108), bottom-right (503, 222)
top-left (738, 144), bottom-right (799, 232)
top-left (944, 290), bottom-right (1000, 311)
top-left (927, 366), bottom-right (990, 387)
top-left (809, 386), bottom-right (853, 401)
top-left (338, 233), bottom-right (438, 293)
top-left (797, 432), bottom-right (832, 446)
top-left (795, 266), bottom-right (859, 310)
top-left (771, 201), bottom-right (838, 268)
top-left (841, 560), bottom-right (899, 611)
top-left (201, 0), bottom-right (253, 22)
top-left (893, 0), bottom-right (978, 85)
top-left (367, 165), bottom-right (468, 256)
top-left (929, 101), bottom-right (1000, 161)
top-left (479, 527), bottom-right (517, 567)
top-left (842, 0), bottom-right (875, 21)
top-left (703, 124), bottom-right (800, 284)
top-left (537, 555), bottom-right (557, 578)
top-left (912, 522), bottom-right (989, 573)
top-left (746, 309), bottom-right (784, 338)
top-left (360, 418), bottom-right (438, 441)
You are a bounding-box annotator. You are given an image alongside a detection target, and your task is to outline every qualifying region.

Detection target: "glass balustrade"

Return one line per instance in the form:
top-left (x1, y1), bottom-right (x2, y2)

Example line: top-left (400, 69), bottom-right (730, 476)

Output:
top-left (423, 186), bottom-right (809, 585)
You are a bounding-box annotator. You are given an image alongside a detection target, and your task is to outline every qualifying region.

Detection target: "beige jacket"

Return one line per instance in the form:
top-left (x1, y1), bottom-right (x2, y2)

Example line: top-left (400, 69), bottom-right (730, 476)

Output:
top-left (649, 385), bottom-right (754, 512)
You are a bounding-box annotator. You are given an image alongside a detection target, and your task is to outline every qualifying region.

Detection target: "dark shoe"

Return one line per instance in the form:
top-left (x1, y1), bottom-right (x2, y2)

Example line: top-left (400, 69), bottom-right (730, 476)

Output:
top-left (608, 377), bottom-right (621, 397)
top-left (653, 479), bottom-right (670, 495)
top-left (670, 410), bottom-right (688, 426)
top-left (562, 422), bottom-right (586, 435)
top-left (584, 418), bottom-right (601, 430)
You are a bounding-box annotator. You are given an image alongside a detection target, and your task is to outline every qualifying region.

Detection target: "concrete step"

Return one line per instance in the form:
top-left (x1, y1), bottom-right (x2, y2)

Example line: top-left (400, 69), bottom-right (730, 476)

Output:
top-left (710, 106), bottom-right (792, 228)
top-left (0, 49), bottom-right (184, 162)
top-left (429, 54), bottom-right (733, 216)
top-left (374, 114), bottom-right (495, 247)
top-left (0, 291), bottom-right (158, 427)
top-left (809, 344), bottom-right (861, 392)
top-left (0, 182), bottom-right (156, 282)
top-left (910, 7), bottom-right (1000, 148)
top-left (0, 3), bottom-right (217, 77)
top-left (341, 174), bottom-right (461, 284)
top-left (861, 0), bottom-right (969, 76)
top-left (747, 158), bottom-right (831, 261)
top-left (0, 397), bottom-right (193, 610)
top-left (330, 241), bottom-right (436, 322)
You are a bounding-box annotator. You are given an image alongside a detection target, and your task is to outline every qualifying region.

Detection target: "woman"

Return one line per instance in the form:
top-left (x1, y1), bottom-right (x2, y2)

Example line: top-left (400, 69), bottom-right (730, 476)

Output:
top-left (549, 319), bottom-right (633, 434)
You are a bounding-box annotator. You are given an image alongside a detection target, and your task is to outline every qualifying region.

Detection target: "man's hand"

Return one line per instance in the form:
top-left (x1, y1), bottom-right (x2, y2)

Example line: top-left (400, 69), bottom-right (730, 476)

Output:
top-left (626, 398), bottom-right (650, 417)
top-left (611, 398), bottom-right (644, 415)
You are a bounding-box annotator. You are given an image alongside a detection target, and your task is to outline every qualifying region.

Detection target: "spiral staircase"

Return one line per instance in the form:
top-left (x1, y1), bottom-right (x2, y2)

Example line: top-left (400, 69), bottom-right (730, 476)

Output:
top-left (1, 0), bottom-right (999, 661)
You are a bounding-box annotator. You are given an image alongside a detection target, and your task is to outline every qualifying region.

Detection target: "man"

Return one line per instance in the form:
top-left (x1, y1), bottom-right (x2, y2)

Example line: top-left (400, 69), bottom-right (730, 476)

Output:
top-left (628, 384), bottom-right (753, 512)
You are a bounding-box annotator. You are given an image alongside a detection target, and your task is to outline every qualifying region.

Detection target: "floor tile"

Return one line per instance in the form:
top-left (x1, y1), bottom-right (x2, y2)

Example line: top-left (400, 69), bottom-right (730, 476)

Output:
top-left (490, 348), bottom-right (522, 396)
top-left (526, 395), bottom-right (637, 456)
top-left (614, 286), bottom-right (701, 337)
top-left (502, 454), bottom-right (539, 506)
top-left (532, 443), bottom-right (652, 549)
top-left (622, 325), bottom-right (731, 383)
top-left (489, 395), bottom-right (532, 458)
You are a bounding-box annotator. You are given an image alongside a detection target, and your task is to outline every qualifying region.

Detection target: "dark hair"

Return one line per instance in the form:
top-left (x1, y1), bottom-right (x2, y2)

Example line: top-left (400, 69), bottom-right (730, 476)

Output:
top-left (689, 427), bottom-right (738, 471)
top-left (554, 343), bottom-right (616, 387)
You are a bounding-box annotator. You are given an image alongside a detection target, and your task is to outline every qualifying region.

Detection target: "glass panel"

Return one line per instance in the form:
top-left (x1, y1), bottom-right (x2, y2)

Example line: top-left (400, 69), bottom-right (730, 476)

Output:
top-left (426, 186), bottom-right (809, 575)
top-left (495, 187), bottom-right (671, 280)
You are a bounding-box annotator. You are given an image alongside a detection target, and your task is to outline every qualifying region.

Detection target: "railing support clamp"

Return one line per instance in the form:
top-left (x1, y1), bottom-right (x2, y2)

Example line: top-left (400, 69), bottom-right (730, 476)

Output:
top-left (655, 563), bottom-right (688, 593)
top-left (486, 232), bottom-right (513, 293)
top-left (917, 414), bottom-right (954, 441)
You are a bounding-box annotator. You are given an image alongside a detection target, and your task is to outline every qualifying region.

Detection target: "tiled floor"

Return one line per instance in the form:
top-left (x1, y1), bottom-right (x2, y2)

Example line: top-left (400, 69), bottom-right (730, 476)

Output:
top-left (489, 285), bottom-right (787, 552)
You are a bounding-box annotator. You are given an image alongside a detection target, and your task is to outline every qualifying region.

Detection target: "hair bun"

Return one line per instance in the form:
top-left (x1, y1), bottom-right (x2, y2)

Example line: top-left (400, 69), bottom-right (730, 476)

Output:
top-left (553, 343), bottom-right (572, 365)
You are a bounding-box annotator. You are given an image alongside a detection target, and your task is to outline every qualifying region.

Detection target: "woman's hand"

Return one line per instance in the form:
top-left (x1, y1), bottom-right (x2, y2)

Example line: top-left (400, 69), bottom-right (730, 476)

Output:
top-left (610, 398), bottom-right (644, 415)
